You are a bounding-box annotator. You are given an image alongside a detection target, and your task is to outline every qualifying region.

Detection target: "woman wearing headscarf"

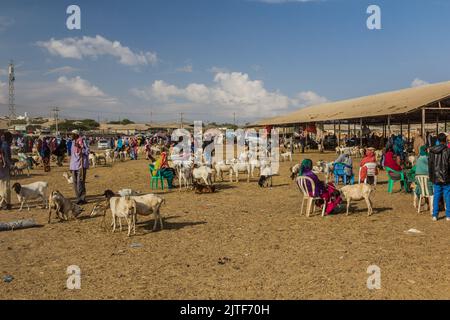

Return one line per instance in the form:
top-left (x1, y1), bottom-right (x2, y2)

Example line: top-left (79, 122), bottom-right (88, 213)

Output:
top-left (359, 149), bottom-right (378, 183)
top-left (298, 159), bottom-right (325, 197)
top-left (408, 146), bottom-right (432, 197)
top-left (298, 159), bottom-right (342, 215)
top-left (385, 146), bottom-right (411, 192)
top-left (152, 150), bottom-right (175, 189)
top-left (334, 151), bottom-right (353, 179)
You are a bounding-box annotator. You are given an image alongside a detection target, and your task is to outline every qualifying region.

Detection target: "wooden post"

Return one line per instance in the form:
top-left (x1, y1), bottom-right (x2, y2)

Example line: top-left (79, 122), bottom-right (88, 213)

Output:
top-left (422, 108), bottom-right (426, 139)
top-left (333, 121), bottom-right (336, 135)
top-left (400, 121), bottom-right (403, 136)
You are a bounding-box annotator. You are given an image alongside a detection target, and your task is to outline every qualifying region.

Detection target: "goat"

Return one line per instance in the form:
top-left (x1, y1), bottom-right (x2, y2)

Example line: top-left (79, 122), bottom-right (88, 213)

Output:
top-left (289, 163), bottom-right (301, 180)
top-left (110, 196), bottom-right (137, 236)
top-left (12, 161), bottom-right (30, 177)
top-left (192, 181), bottom-right (216, 194)
top-left (258, 164), bottom-right (273, 188)
top-left (12, 181), bottom-right (49, 211)
top-left (103, 190), bottom-right (165, 231)
top-left (89, 152), bottom-right (97, 168)
top-left (214, 161), bottom-right (234, 182)
top-left (62, 171), bottom-right (73, 184)
top-left (48, 190), bottom-right (84, 223)
top-left (340, 184), bottom-right (374, 216)
top-left (192, 165), bottom-right (213, 185)
top-left (280, 151), bottom-right (293, 162)
top-left (231, 160), bottom-right (250, 183)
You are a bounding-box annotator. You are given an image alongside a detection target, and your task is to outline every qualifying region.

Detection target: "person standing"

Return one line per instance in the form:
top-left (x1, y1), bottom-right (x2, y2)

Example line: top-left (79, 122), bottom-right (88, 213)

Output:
top-left (428, 133), bottom-right (450, 221)
top-left (70, 130), bottom-right (90, 205)
top-left (0, 132), bottom-right (12, 210)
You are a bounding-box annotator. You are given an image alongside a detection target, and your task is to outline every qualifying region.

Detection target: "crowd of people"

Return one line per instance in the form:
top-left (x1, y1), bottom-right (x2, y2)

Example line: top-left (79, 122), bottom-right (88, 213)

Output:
top-left (295, 129), bottom-right (450, 220)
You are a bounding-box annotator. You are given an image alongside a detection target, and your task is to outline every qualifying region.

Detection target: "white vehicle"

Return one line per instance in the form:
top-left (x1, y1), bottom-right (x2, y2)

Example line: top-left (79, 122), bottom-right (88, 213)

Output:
top-left (97, 139), bottom-right (110, 150)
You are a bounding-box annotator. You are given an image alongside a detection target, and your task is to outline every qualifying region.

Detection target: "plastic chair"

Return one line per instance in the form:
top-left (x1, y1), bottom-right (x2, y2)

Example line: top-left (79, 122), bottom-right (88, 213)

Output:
top-left (386, 167), bottom-right (405, 193)
top-left (333, 163), bottom-right (354, 185)
top-left (414, 175), bottom-right (433, 215)
top-left (358, 162), bottom-right (378, 185)
top-left (296, 176), bottom-right (326, 217)
top-left (149, 164), bottom-right (164, 190)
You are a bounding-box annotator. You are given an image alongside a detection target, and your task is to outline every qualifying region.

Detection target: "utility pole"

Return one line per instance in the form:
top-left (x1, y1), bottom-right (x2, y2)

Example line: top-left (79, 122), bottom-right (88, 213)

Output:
top-left (180, 112), bottom-right (184, 129)
top-left (233, 112), bottom-right (236, 127)
top-left (52, 107), bottom-right (60, 135)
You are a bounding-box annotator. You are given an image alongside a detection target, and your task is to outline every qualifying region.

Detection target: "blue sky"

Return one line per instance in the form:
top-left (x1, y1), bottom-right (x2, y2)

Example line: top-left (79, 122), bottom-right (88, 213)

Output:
top-left (0, 0), bottom-right (450, 124)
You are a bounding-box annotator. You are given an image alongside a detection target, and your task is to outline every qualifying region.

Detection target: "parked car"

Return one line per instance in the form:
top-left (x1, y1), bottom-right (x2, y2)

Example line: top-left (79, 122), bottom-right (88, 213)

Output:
top-left (97, 139), bottom-right (110, 149)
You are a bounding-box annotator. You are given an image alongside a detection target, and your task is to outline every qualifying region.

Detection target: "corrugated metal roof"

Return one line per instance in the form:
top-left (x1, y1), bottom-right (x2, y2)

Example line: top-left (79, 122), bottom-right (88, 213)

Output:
top-left (255, 80), bottom-right (450, 126)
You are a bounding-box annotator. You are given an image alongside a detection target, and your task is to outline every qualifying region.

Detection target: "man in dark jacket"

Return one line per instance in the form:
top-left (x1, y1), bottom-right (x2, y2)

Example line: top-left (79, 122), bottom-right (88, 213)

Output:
top-left (428, 133), bottom-right (450, 221)
top-left (0, 132), bottom-right (12, 210)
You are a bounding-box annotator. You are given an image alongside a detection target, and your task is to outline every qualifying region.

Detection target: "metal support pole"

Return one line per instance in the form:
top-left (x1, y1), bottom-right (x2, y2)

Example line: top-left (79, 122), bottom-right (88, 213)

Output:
top-left (338, 121), bottom-right (341, 146)
top-left (359, 118), bottom-right (363, 147)
top-left (422, 108), bottom-right (426, 139)
top-left (387, 115), bottom-right (391, 137)
top-left (407, 119), bottom-right (411, 143)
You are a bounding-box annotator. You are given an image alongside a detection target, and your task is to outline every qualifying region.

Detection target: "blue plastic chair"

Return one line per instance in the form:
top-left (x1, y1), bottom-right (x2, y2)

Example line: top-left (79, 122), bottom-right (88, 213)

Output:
top-left (333, 162), bottom-right (354, 185)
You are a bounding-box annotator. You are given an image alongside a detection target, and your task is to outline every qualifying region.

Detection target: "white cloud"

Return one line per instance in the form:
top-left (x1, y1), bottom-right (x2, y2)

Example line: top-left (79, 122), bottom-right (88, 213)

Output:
top-left (411, 78), bottom-right (430, 88)
top-left (176, 64), bottom-right (193, 73)
top-left (57, 76), bottom-right (106, 97)
top-left (294, 90), bottom-right (328, 107)
top-left (37, 35), bottom-right (158, 67)
top-left (207, 66), bottom-right (229, 73)
top-left (0, 16), bottom-right (14, 32)
top-left (130, 71), bottom-right (318, 118)
top-left (45, 66), bottom-right (79, 76)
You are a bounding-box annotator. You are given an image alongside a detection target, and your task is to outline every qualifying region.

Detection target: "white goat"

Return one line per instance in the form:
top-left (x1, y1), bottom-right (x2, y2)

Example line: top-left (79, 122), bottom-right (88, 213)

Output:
top-left (12, 181), bottom-right (49, 211)
top-left (231, 160), bottom-right (250, 183)
top-left (110, 196), bottom-right (137, 237)
top-left (340, 184), bottom-right (374, 216)
top-left (192, 165), bottom-right (213, 185)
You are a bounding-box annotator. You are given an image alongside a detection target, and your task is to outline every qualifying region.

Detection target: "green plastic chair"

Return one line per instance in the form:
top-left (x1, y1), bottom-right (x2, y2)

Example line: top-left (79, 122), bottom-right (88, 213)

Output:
top-left (149, 164), bottom-right (164, 190)
top-left (386, 167), bottom-right (405, 193)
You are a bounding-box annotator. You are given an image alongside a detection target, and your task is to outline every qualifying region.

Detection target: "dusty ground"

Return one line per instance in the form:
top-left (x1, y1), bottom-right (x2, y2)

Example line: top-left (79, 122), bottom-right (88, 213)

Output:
top-left (1, 150), bottom-right (450, 300)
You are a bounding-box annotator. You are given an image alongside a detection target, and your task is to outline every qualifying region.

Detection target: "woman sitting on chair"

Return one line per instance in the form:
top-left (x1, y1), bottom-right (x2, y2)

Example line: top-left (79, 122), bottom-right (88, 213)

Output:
top-left (359, 149), bottom-right (378, 183)
top-left (385, 146), bottom-right (411, 192)
top-left (334, 151), bottom-right (354, 182)
top-left (153, 150), bottom-right (175, 189)
top-left (408, 145), bottom-right (432, 197)
top-left (298, 159), bottom-right (342, 215)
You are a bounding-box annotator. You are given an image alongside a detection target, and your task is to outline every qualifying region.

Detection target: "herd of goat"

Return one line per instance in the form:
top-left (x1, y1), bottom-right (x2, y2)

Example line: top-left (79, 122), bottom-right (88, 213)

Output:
top-left (4, 142), bottom-right (413, 237)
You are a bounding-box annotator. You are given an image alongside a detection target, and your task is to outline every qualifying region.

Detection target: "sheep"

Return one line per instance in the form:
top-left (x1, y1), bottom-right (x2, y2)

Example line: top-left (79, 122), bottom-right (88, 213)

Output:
top-left (192, 165), bottom-right (213, 186)
top-left (12, 181), bottom-right (49, 211)
top-left (231, 160), bottom-right (250, 183)
top-left (104, 149), bottom-right (113, 163)
top-left (62, 171), bottom-right (73, 184)
top-left (103, 190), bottom-right (165, 231)
top-left (48, 190), bottom-right (84, 223)
top-left (12, 161), bottom-right (30, 176)
top-left (192, 181), bottom-right (216, 194)
top-left (339, 184), bottom-right (374, 216)
top-left (110, 196), bottom-right (137, 236)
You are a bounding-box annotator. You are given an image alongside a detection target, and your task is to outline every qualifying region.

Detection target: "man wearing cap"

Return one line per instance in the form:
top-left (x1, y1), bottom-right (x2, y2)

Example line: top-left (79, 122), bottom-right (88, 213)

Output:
top-left (69, 130), bottom-right (89, 205)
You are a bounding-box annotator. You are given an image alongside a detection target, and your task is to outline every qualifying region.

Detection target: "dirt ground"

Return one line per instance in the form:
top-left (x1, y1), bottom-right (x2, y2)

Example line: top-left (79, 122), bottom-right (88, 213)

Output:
top-left (1, 150), bottom-right (450, 300)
